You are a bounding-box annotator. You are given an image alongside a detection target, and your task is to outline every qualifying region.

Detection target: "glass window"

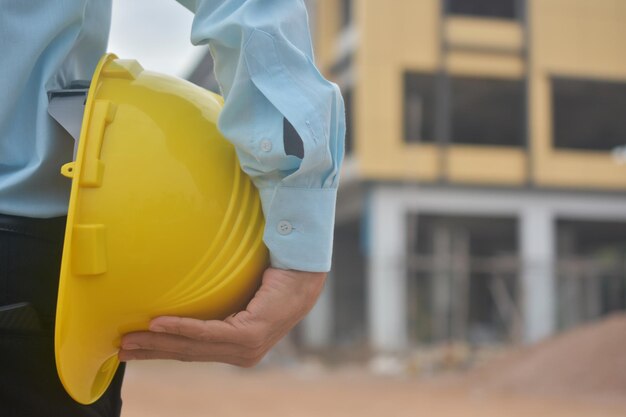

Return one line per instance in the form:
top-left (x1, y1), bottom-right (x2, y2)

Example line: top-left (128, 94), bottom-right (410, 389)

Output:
top-left (343, 88), bottom-right (353, 154)
top-left (408, 214), bottom-right (519, 343)
top-left (404, 72), bottom-right (437, 143)
top-left (186, 51), bottom-right (219, 93)
top-left (450, 77), bottom-right (525, 147)
top-left (340, 0), bottom-right (352, 29)
top-left (447, 0), bottom-right (518, 20)
top-left (552, 77), bottom-right (626, 151)
top-left (556, 219), bottom-right (626, 330)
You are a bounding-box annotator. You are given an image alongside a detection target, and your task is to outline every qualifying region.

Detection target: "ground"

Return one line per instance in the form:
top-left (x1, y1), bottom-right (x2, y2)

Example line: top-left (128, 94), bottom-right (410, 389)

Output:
top-left (120, 314), bottom-right (626, 417)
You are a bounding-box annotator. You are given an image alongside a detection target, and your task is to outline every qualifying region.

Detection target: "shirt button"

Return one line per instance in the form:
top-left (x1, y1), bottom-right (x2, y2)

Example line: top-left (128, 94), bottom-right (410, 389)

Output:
top-left (260, 140), bottom-right (272, 152)
top-left (277, 220), bottom-right (293, 235)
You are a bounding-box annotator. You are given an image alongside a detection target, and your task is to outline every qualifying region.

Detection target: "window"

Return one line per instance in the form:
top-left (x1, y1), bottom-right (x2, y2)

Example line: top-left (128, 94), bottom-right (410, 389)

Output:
top-left (404, 72), bottom-right (437, 143)
top-left (447, 0), bottom-right (518, 20)
top-left (556, 219), bottom-right (626, 330)
top-left (343, 88), bottom-right (353, 154)
top-left (330, 54), bottom-right (352, 77)
top-left (408, 214), bottom-right (519, 343)
top-left (450, 77), bottom-right (525, 147)
top-left (340, 0), bottom-right (352, 29)
top-left (552, 77), bottom-right (626, 151)
top-left (186, 51), bottom-right (219, 93)
top-left (403, 73), bottom-right (525, 146)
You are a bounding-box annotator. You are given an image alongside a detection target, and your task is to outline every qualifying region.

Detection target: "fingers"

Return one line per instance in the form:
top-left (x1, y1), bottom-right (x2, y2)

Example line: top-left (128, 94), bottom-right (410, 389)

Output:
top-left (149, 316), bottom-right (244, 344)
top-left (121, 331), bottom-right (243, 357)
top-left (119, 321), bottom-right (284, 366)
top-left (118, 348), bottom-right (260, 367)
top-left (118, 348), bottom-right (191, 362)
top-left (119, 269), bottom-right (329, 367)
top-left (149, 315), bottom-right (272, 350)
top-left (118, 330), bottom-right (268, 367)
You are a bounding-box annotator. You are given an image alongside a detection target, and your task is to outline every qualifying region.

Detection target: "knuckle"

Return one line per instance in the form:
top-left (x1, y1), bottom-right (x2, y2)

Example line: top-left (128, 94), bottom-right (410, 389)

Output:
top-left (240, 348), bottom-right (259, 361)
top-left (146, 334), bottom-right (168, 350)
top-left (174, 324), bottom-right (187, 337)
top-left (244, 344), bottom-right (268, 360)
top-left (243, 329), bottom-right (266, 349)
top-left (238, 356), bottom-right (262, 368)
top-left (198, 328), bottom-right (215, 341)
top-left (188, 344), bottom-right (205, 357)
top-left (133, 351), bottom-right (149, 360)
top-left (241, 345), bottom-right (269, 366)
top-left (142, 339), bottom-right (158, 351)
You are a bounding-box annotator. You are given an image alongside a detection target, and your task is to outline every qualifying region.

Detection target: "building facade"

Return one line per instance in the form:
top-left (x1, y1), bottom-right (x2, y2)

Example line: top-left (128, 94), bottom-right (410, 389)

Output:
top-left (301, 0), bottom-right (626, 352)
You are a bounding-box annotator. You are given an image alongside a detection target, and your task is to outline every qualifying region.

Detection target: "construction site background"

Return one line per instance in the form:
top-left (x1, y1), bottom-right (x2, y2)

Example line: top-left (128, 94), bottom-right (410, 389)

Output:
top-left (120, 313), bottom-right (626, 416)
top-left (111, 0), bottom-right (626, 415)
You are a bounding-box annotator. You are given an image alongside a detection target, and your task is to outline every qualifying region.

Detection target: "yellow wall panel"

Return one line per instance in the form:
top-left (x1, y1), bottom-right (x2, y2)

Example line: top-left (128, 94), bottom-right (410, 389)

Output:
top-left (445, 17), bottom-right (523, 53)
top-left (359, 0), bottom-right (440, 70)
top-left (446, 52), bottom-right (525, 78)
top-left (535, 151), bottom-right (626, 190)
top-left (360, 145), bottom-right (440, 181)
top-left (357, 0), bottom-right (441, 180)
top-left (316, 0), bottom-right (626, 190)
top-left (314, 0), bottom-right (342, 72)
top-left (446, 146), bottom-right (527, 185)
top-left (530, 0), bottom-right (626, 78)
top-left (530, 0), bottom-right (626, 190)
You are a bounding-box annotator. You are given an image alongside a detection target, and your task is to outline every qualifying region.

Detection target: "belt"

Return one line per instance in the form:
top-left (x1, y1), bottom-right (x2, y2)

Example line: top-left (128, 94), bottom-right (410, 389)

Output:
top-left (0, 213), bottom-right (66, 242)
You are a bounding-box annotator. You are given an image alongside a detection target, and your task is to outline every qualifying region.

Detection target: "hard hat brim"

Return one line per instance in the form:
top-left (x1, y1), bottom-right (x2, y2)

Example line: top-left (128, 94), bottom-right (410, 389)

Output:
top-left (55, 54), bottom-right (268, 404)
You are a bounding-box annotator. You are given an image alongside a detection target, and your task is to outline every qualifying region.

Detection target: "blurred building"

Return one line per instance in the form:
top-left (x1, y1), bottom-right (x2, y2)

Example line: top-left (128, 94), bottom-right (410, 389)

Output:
top-left (187, 0), bottom-right (626, 353)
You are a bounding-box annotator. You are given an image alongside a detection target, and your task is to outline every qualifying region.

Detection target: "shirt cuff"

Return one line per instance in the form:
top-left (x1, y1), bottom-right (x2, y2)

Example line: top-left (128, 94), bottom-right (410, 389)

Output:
top-left (259, 186), bottom-right (337, 272)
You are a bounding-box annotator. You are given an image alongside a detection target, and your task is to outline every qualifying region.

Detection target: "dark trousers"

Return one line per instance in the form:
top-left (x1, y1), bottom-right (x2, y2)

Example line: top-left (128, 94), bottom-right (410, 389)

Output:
top-left (0, 214), bottom-right (125, 417)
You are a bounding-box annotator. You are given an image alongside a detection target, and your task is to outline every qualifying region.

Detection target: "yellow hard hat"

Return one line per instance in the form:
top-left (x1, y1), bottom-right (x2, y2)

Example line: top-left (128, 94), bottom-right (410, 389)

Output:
top-left (54, 54), bottom-right (268, 405)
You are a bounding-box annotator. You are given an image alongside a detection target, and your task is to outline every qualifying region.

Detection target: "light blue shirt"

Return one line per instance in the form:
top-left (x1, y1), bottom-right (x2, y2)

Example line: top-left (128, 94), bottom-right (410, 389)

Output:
top-left (0, 0), bottom-right (345, 272)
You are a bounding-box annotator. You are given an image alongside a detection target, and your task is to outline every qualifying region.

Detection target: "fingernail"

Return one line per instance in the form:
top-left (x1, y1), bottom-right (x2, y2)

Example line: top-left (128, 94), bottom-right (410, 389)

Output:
top-left (150, 325), bottom-right (165, 333)
top-left (123, 343), bottom-right (141, 350)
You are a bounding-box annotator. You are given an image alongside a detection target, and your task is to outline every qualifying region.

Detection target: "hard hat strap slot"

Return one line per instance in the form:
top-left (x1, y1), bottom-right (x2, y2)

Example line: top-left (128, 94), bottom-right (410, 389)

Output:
top-left (81, 100), bottom-right (117, 188)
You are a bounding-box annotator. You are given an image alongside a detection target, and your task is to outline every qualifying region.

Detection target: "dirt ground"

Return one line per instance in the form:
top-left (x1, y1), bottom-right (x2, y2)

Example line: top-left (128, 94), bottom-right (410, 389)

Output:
top-left (121, 314), bottom-right (626, 417)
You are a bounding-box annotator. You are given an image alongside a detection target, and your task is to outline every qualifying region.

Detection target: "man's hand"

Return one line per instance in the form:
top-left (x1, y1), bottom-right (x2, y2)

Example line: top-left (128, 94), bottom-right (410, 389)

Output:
top-left (118, 268), bottom-right (326, 367)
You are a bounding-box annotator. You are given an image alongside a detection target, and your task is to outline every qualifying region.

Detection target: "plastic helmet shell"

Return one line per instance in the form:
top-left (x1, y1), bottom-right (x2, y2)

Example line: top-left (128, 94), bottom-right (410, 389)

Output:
top-left (55, 54), bottom-right (268, 404)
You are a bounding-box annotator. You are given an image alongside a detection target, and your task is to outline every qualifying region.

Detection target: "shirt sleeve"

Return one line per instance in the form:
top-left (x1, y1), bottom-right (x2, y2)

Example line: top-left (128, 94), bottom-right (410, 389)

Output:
top-left (176, 0), bottom-right (345, 272)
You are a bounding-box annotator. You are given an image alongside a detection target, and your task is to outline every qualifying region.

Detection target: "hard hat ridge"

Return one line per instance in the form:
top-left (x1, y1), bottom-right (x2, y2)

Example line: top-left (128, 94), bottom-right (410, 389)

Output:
top-left (54, 54), bottom-right (268, 405)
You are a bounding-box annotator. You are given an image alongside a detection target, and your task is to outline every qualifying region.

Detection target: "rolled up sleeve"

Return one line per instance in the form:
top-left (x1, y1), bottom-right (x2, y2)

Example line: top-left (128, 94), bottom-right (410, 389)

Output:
top-left (178, 0), bottom-right (345, 272)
